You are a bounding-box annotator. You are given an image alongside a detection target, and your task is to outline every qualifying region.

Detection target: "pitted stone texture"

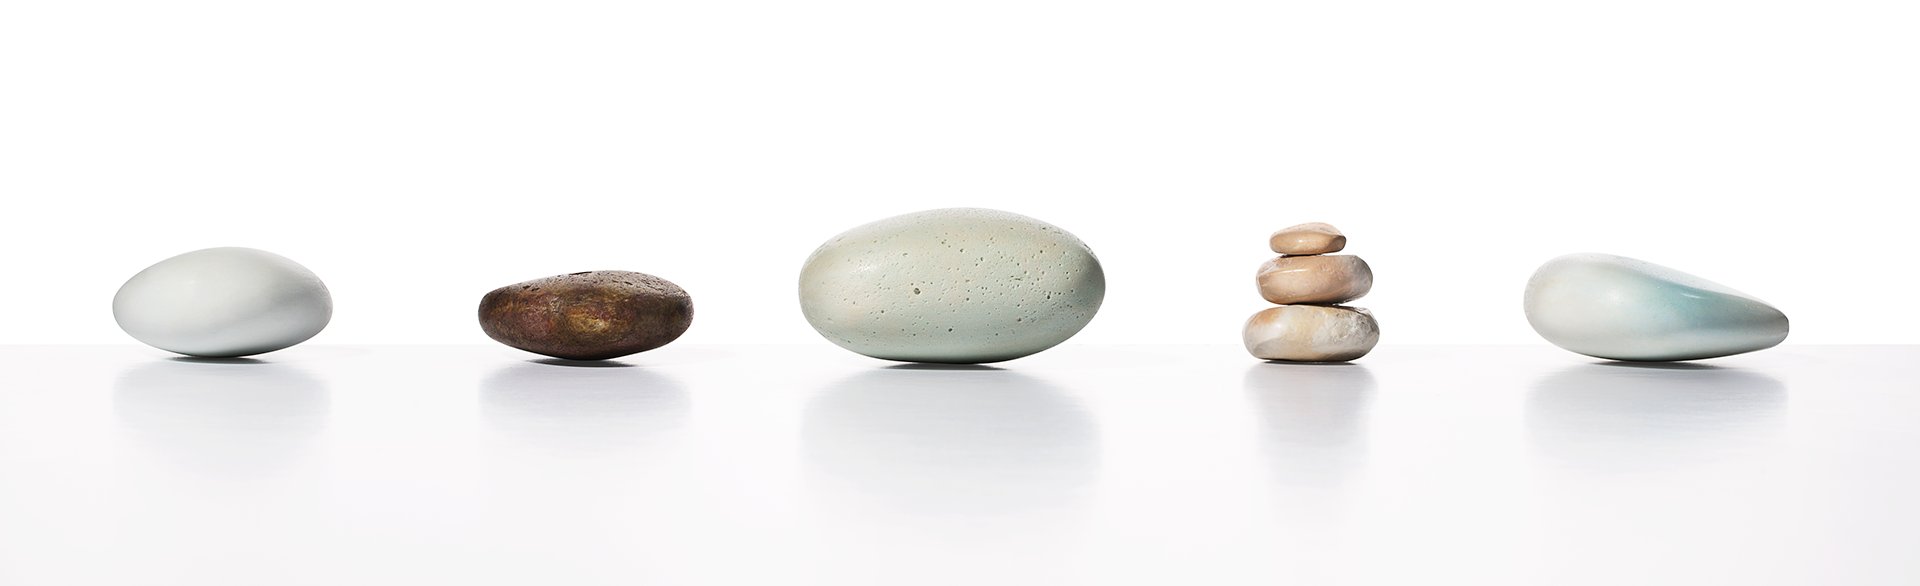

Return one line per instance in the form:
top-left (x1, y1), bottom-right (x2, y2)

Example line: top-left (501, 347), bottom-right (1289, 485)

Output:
top-left (1256, 255), bottom-right (1373, 305)
top-left (1525, 253), bottom-right (1787, 362)
top-left (798, 208), bottom-right (1105, 364)
top-left (1243, 305), bottom-right (1379, 362)
top-left (1269, 222), bottom-right (1347, 255)
top-left (479, 270), bottom-right (693, 361)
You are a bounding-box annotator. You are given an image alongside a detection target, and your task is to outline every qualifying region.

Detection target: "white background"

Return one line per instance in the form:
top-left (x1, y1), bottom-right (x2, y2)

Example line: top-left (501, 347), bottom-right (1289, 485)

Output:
top-left (3, 0), bottom-right (1915, 346)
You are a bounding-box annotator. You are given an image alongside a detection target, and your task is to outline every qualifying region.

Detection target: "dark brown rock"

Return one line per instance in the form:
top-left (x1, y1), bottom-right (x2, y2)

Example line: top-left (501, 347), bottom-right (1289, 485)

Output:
top-left (479, 270), bottom-right (694, 360)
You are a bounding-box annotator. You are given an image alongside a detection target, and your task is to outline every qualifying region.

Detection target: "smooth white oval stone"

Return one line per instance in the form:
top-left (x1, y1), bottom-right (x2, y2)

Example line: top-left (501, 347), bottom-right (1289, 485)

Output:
top-left (113, 247), bottom-right (333, 357)
top-left (1525, 253), bottom-right (1787, 361)
top-left (798, 208), bottom-right (1105, 363)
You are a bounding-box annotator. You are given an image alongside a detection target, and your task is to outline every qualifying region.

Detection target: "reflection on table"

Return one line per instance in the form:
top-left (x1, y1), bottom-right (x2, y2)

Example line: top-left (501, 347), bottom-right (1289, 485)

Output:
top-left (1244, 362), bottom-right (1375, 490)
top-left (114, 357), bottom-right (328, 476)
top-left (803, 364), bottom-right (1099, 585)
top-left (1528, 361), bottom-right (1786, 471)
top-left (479, 359), bottom-right (689, 456)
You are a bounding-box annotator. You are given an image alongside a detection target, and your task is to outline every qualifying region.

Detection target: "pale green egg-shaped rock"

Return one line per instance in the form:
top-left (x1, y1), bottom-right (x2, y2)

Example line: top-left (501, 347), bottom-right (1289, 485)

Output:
top-left (1524, 253), bottom-right (1788, 361)
top-left (799, 208), bottom-right (1106, 363)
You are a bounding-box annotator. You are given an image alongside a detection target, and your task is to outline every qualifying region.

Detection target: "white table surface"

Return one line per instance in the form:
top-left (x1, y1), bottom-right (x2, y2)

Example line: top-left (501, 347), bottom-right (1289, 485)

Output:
top-left (2, 344), bottom-right (1914, 585)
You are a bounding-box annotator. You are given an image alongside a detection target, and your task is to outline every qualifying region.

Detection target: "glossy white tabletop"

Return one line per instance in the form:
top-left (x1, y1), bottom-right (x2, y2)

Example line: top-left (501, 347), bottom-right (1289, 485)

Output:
top-left (1, 344), bottom-right (1914, 585)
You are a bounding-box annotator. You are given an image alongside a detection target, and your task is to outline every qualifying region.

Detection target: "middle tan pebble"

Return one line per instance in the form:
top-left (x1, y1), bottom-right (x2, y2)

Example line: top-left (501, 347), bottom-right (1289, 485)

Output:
top-left (1255, 255), bottom-right (1373, 305)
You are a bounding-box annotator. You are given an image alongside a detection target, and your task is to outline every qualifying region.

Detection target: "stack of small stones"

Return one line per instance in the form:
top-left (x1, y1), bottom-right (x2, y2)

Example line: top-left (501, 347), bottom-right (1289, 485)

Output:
top-left (1242, 222), bottom-right (1380, 362)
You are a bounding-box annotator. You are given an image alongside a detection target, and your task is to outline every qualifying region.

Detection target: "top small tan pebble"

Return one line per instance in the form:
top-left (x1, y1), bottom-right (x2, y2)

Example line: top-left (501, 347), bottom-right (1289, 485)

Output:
top-left (1269, 222), bottom-right (1346, 255)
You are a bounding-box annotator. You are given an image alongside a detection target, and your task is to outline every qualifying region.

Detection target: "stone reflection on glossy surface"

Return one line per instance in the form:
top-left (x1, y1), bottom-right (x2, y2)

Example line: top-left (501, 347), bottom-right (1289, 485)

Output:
top-left (1525, 253), bottom-right (1788, 361)
top-left (479, 361), bottom-right (689, 455)
top-left (1243, 359), bottom-right (1374, 575)
top-left (1528, 362), bottom-right (1786, 471)
top-left (114, 357), bottom-right (328, 476)
top-left (1244, 362), bottom-right (1375, 489)
top-left (8, 344), bottom-right (1919, 585)
top-left (803, 365), bottom-right (1098, 515)
top-left (802, 364), bottom-right (1098, 584)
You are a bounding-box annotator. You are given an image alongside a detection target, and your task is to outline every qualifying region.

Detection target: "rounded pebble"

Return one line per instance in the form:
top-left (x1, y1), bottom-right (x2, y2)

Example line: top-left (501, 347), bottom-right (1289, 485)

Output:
top-left (1269, 222), bottom-right (1347, 255)
top-left (798, 208), bottom-right (1105, 364)
top-left (1256, 255), bottom-right (1373, 305)
top-left (113, 247), bottom-right (333, 357)
top-left (479, 270), bottom-right (693, 361)
top-left (1243, 305), bottom-right (1380, 362)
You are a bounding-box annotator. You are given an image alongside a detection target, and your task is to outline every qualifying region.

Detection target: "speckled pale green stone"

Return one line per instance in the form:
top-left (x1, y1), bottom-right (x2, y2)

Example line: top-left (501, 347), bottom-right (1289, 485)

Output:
top-left (1524, 253), bottom-right (1788, 362)
top-left (798, 208), bottom-right (1105, 364)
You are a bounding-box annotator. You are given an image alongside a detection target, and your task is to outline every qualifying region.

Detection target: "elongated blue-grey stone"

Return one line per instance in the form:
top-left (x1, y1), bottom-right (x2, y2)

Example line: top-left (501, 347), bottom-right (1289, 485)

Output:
top-left (1525, 253), bottom-right (1788, 361)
